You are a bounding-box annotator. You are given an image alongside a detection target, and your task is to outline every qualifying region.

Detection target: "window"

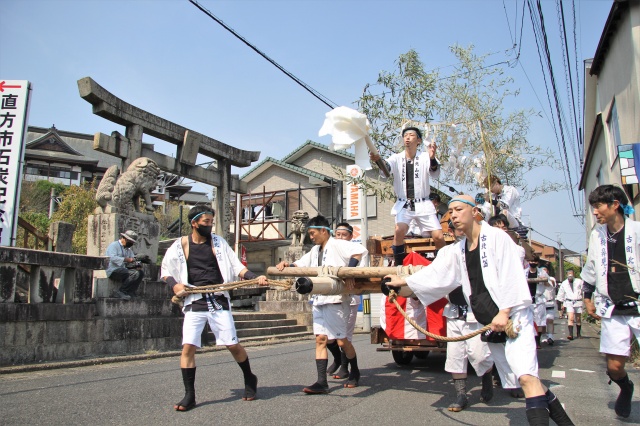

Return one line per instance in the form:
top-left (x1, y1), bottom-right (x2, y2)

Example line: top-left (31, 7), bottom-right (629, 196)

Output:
top-left (607, 101), bottom-right (622, 148)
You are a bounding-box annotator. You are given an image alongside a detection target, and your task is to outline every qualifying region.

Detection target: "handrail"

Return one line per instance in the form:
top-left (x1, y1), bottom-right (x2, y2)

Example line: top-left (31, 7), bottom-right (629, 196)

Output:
top-left (17, 217), bottom-right (50, 250)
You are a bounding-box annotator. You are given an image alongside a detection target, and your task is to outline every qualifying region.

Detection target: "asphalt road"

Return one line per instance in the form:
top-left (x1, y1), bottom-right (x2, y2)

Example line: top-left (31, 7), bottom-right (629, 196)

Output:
top-left (1, 318), bottom-right (638, 426)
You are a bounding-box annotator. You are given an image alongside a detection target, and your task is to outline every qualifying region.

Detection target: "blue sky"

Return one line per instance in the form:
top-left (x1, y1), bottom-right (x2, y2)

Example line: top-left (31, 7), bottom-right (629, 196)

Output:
top-left (1, 0), bottom-right (613, 253)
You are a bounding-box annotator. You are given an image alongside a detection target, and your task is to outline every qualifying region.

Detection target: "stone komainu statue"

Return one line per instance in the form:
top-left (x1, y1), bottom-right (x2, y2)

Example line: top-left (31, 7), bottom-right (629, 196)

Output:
top-left (290, 210), bottom-right (309, 246)
top-left (95, 157), bottom-right (160, 215)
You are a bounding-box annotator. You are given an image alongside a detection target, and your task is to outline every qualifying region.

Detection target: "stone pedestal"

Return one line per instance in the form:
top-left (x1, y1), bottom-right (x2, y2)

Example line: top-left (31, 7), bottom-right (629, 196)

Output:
top-left (87, 212), bottom-right (159, 260)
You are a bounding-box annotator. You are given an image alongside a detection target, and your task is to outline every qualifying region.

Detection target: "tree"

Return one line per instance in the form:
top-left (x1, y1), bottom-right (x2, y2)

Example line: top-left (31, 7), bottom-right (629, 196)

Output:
top-left (51, 183), bottom-right (97, 254)
top-left (357, 46), bottom-right (563, 200)
top-left (19, 180), bottom-right (67, 215)
top-left (359, 49), bottom-right (437, 159)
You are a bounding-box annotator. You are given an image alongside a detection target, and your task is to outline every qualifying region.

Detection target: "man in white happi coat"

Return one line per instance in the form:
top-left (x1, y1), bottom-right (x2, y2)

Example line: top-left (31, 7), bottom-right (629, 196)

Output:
top-left (369, 126), bottom-right (444, 266)
top-left (581, 184), bottom-right (640, 419)
top-left (328, 222), bottom-right (361, 380)
top-left (526, 259), bottom-right (549, 349)
top-left (557, 270), bottom-right (584, 340)
top-left (161, 206), bottom-right (268, 411)
top-left (442, 224), bottom-right (495, 412)
top-left (276, 215), bottom-right (367, 394)
top-left (484, 175), bottom-right (527, 239)
top-left (384, 195), bottom-right (573, 425)
top-left (539, 266), bottom-right (557, 346)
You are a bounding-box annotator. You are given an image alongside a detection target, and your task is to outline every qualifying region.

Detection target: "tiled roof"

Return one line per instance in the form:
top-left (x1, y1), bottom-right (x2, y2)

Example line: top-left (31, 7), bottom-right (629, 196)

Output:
top-left (241, 156), bottom-right (333, 182)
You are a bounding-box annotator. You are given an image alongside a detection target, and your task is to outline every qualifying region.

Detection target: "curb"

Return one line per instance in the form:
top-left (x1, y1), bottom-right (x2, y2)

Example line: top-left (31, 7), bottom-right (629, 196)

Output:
top-left (0, 333), bottom-right (314, 375)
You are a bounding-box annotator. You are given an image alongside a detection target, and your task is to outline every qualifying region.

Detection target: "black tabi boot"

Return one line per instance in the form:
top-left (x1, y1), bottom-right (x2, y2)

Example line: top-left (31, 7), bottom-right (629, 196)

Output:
top-left (333, 349), bottom-right (350, 379)
top-left (525, 395), bottom-right (550, 425)
top-left (392, 244), bottom-right (407, 267)
top-left (326, 341), bottom-right (341, 376)
top-left (238, 357), bottom-right (258, 401)
top-left (303, 359), bottom-right (329, 394)
top-left (546, 389), bottom-right (574, 425)
top-left (480, 370), bottom-right (494, 403)
top-left (608, 372), bottom-right (634, 418)
top-left (567, 325), bottom-right (574, 340)
top-left (576, 324), bottom-right (581, 338)
top-left (535, 334), bottom-right (542, 349)
top-left (174, 367), bottom-right (197, 411)
top-left (344, 355), bottom-right (360, 388)
top-left (448, 378), bottom-right (468, 412)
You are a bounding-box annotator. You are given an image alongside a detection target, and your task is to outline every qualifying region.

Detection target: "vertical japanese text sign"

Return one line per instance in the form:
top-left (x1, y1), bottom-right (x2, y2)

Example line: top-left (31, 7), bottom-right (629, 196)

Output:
top-left (346, 165), bottom-right (363, 220)
top-left (0, 80), bottom-right (31, 246)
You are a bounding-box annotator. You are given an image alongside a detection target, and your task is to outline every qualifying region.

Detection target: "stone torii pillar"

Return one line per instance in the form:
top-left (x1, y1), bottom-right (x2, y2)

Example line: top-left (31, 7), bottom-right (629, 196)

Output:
top-left (78, 77), bottom-right (259, 244)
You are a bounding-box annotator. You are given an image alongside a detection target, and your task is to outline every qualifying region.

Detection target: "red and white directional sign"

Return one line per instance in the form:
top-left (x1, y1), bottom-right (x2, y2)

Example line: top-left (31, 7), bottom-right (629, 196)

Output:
top-left (0, 80), bottom-right (31, 246)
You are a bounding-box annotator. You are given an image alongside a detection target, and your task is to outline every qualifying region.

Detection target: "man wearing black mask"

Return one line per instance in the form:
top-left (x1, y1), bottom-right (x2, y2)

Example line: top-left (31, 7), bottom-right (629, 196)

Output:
top-left (105, 230), bottom-right (145, 300)
top-left (162, 205), bottom-right (267, 411)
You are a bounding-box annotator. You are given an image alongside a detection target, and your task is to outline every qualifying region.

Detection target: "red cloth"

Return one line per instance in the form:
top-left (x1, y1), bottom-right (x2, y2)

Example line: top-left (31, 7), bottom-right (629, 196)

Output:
top-left (381, 252), bottom-right (447, 340)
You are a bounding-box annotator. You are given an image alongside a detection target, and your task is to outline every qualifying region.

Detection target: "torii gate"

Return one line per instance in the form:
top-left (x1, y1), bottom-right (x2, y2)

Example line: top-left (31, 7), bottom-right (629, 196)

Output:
top-left (77, 77), bottom-right (260, 243)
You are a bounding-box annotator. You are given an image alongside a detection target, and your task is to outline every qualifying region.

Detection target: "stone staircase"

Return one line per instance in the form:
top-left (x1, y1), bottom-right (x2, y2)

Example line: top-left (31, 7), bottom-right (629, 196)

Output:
top-left (1, 270), bottom-right (314, 366)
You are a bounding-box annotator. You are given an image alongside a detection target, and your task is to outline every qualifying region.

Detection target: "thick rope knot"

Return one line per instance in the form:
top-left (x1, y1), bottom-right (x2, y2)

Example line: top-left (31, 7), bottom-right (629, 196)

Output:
top-left (387, 289), bottom-right (518, 342)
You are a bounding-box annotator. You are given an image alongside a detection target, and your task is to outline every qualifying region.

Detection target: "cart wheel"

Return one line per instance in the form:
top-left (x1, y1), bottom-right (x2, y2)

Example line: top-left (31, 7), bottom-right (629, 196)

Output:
top-left (414, 351), bottom-right (429, 360)
top-left (392, 351), bottom-right (414, 365)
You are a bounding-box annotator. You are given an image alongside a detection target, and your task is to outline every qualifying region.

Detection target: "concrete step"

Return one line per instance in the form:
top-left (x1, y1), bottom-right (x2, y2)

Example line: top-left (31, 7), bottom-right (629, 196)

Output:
top-left (266, 289), bottom-right (310, 302)
top-left (233, 319), bottom-right (298, 330)
top-left (237, 330), bottom-right (313, 344)
top-left (93, 277), bottom-right (172, 299)
top-left (0, 303), bottom-right (98, 322)
top-left (235, 325), bottom-right (309, 338)
top-left (95, 298), bottom-right (178, 317)
top-left (230, 287), bottom-right (268, 298)
top-left (256, 300), bottom-right (312, 313)
top-left (232, 312), bottom-right (287, 321)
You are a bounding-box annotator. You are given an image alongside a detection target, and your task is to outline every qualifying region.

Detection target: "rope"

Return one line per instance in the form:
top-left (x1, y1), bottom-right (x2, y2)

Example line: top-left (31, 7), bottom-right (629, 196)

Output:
top-left (387, 290), bottom-right (518, 342)
top-left (170, 278), bottom-right (293, 305)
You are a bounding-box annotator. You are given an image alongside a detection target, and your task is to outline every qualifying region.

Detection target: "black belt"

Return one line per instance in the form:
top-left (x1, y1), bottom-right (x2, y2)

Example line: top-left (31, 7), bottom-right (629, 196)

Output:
top-left (398, 197), bottom-right (429, 203)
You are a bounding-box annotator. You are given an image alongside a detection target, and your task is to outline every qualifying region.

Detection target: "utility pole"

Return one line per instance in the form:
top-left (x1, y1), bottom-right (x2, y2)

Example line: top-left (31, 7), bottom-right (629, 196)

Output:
top-left (48, 188), bottom-right (56, 219)
top-left (557, 233), bottom-right (564, 280)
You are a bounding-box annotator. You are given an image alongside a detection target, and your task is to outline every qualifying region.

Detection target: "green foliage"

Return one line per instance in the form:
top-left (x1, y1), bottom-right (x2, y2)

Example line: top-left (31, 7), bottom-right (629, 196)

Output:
top-left (154, 201), bottom-right (191, 240)
top-left (51, 183), bottom-right (97, 254)
top-left (357, 45), bottom-right (564, 201)
top-left (359, 49), bottom-right (436, 159)
top-left (19, 180), bottom-right (67, 214)
top-left (16, 211), bottom-right (50, 249)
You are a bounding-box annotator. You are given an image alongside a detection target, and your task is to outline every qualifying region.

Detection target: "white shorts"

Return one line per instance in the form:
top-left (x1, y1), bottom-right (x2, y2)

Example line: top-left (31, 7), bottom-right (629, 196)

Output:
top-left (489, 308), bottom-right (539, 389)
top-left (445, 318), bottom-right (493, 376)
top-left (545, 306), bottom-right (556, 321)
top-left (182, 310), bottom-right (238, 347)
top-left (395, 208), bottom-right (442, 236)
top-left (313, 302), bottom-right (349, 340)
top-left (599, 315), bottom-right (640, 357)
top-left (532, 304), bottom-right (546, 327)
top-left (565, 303), bottom-right (583, 314)
top-left (346, 304), bottom-right (358, 342)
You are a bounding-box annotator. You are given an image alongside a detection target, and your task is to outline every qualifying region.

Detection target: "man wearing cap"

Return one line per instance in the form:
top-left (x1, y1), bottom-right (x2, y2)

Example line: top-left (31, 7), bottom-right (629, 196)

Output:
top-left (276, 215), bottom-right (367, 394)
top-left (370, 127), bottom-right (445, 266)
top-left (105, 230), bottom-right (144, 300)
top-left (161, 205), bottom-right (268, 411)
top-left (384, 195), bottom-right (573, 425)
top-left (581, 184), bottom-right (640, 419)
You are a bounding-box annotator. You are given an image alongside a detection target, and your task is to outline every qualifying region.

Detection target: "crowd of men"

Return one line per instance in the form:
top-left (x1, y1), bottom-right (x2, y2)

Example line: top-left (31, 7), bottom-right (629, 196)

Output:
top-left (99, 126), bottom-right (638, 424)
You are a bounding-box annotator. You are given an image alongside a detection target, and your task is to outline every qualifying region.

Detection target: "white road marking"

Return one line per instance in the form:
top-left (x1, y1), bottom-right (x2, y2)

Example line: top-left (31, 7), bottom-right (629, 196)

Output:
top-left (570, 368), bottom-right (595, 373)
top-left (552, 370), bottom-right (566, 378)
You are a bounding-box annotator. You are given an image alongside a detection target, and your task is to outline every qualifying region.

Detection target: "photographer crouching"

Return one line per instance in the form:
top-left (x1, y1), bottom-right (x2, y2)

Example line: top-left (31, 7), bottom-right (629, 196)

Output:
top-left (106, 230), bottom-right (151, 300)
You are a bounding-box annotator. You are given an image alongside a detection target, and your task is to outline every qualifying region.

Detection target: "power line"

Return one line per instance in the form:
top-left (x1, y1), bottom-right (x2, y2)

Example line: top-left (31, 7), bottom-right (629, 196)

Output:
top-left (188, 0), bottom-right (338, 110)
top-left (528, 0), bottom-right (579, 217)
